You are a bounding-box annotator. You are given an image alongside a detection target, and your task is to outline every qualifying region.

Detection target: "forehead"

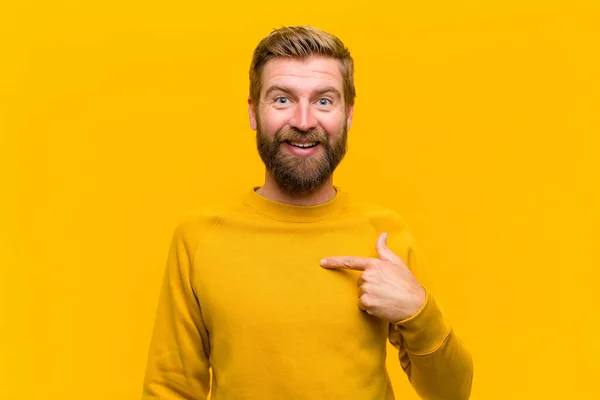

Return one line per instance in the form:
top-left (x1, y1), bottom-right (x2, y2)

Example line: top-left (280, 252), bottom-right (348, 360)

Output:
top-left (260, 56), bottom-right (344, 95)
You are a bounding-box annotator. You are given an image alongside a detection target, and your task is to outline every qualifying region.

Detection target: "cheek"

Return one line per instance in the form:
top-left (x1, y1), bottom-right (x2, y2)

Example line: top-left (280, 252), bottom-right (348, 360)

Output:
top-left (319, 114), bottom-right (347, 137)
top-left (259, 109), bottom-right (289, 135)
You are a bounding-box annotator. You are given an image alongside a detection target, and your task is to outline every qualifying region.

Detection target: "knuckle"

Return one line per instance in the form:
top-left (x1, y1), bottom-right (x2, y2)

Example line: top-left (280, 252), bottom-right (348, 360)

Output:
top-left (361, 282), bottom-right (371, 293)
top-left (360, 294), bottom-right (373, 308)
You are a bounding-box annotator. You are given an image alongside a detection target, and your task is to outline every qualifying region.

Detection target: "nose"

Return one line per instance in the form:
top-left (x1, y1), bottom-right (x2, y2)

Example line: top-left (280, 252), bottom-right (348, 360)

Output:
top-left (290, 101), bottom-right (318, 132)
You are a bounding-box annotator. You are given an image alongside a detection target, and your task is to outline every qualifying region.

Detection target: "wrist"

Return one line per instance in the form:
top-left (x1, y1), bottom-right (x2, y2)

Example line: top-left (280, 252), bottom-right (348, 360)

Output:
top-left (391, 288), bottom-right (452, 355)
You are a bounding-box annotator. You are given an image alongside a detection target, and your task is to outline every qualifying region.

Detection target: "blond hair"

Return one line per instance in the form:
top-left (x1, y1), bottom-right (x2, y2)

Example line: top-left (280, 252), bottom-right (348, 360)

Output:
top-left (249, 26), bottom-right (356, 109)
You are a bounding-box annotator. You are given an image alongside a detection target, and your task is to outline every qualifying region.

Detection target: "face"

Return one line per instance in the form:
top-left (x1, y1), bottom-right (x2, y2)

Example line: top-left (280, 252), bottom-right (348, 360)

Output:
top-left (249, 56), bottom-right (354, 196)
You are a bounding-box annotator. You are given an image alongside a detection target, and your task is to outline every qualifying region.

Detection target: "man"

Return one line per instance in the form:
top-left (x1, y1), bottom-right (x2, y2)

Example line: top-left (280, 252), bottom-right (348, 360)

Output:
top-left (142, 26), bottom-right (473, 399)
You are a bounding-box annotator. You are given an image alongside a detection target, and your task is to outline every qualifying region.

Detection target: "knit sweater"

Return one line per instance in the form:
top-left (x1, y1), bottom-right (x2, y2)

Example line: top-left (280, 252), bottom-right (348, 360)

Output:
top-left (142, 187), bottom-right (473, 399)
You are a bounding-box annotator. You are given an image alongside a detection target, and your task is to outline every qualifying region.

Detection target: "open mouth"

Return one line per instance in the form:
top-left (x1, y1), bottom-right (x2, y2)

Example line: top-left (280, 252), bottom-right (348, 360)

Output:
top-left (284, 140), bottom-right (319, 149)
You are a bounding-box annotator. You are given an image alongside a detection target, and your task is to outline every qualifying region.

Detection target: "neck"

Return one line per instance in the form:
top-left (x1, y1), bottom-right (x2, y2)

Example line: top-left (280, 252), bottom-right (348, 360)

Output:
top-left (256, 171), bottom-right (337, 206)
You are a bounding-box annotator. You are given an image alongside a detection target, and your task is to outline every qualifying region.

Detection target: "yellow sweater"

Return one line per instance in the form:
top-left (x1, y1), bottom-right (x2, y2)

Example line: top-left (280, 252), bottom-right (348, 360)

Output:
top-left (142, 187), bottom-right (473, 399)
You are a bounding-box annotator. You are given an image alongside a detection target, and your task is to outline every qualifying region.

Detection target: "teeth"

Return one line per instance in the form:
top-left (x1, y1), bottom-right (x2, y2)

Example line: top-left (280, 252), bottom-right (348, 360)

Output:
top-left (289, 142), bottom-right (317, 148)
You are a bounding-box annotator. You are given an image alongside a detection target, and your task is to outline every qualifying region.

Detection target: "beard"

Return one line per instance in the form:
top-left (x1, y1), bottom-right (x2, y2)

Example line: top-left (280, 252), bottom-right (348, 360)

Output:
top-left (256, 118), bottom-right (348, 197)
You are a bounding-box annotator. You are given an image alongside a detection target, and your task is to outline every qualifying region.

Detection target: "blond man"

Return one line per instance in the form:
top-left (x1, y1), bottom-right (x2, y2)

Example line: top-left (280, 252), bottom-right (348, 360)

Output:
top-left (142, 26), bottom-right (473, 400)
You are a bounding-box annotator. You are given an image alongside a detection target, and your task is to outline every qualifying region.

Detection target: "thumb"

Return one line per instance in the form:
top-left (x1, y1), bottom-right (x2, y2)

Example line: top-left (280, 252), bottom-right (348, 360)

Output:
top-left (376, 233), bottom-right (402, 264)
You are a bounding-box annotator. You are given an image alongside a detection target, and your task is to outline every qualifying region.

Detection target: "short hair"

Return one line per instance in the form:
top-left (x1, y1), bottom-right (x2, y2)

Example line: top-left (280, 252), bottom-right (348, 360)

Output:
top-left (249, 26), bottom-right (356, 109)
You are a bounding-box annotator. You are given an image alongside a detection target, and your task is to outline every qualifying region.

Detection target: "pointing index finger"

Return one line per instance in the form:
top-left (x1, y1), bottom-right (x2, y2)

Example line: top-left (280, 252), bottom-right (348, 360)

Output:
top-left (320, 256), bottom-right (378, 271)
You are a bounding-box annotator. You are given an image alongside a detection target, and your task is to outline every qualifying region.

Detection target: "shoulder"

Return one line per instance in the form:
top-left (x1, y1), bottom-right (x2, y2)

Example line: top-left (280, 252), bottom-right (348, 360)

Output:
top-left (171, 195), bottom-right (243, 247)
top-left (348, 196), bottom-right (414, 239)
top-left (346, 195), bottom-right (418, 263)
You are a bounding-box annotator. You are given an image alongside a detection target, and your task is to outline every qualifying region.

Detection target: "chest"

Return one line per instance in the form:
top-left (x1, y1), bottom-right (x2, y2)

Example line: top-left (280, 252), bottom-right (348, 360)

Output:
top-left (192, 223), bottom-right (386, 338)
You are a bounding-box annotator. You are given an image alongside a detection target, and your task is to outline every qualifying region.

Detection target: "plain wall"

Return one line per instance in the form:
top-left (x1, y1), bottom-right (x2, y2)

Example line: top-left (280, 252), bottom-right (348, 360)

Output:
top-left (1, 0), bottom-right (599, 398)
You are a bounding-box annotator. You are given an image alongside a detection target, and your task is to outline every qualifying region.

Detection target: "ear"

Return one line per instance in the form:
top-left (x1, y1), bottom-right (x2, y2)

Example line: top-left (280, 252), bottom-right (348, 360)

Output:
top-left (248, 96), bottom-right (257, 131)
top-left (346, 102), bottom-right (355, 131)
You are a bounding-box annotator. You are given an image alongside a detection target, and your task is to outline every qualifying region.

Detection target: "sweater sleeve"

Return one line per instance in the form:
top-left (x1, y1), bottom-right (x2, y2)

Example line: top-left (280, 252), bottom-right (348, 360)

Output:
top-left (388, 246), bottom-right (474, 400)
top-left (142, 219), bottom-right (211, 400)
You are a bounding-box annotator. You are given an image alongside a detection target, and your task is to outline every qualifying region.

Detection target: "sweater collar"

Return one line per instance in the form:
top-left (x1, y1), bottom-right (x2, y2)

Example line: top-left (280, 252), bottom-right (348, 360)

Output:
top-left (241, 186), bottom-right (350, 223)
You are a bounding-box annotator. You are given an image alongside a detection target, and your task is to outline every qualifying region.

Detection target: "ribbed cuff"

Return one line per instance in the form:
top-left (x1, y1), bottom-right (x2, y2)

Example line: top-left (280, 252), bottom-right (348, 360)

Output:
top-left (392, 287), bottom-right (451, 355)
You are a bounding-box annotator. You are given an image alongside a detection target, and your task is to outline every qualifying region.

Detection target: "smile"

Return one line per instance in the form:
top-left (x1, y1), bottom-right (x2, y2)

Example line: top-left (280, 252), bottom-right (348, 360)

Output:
top-left (284, 141), bottom-right (319, 148)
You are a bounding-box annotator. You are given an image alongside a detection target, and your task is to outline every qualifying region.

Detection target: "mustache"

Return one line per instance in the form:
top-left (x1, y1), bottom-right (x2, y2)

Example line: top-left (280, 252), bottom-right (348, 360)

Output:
top-left (275, 128), bottom-right (327, 144)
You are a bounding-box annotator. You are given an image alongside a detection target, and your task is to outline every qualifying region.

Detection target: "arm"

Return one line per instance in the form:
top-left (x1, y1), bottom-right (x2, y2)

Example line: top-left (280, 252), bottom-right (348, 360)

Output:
top-left (320, 222), bottom-right (473, 399)
top-left (142, 220), bottom-right (211, 399)
top-left (388, 247), bottom-right (473, 400)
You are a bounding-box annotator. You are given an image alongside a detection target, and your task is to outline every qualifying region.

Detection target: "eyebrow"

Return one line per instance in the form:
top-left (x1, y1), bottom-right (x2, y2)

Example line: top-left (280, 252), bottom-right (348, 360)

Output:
top-left (264, 85), bottom-right (342, 99)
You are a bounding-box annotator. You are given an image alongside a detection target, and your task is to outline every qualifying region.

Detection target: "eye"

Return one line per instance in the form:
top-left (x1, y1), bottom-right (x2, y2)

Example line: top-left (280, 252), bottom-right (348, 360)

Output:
top-left (317, 98), bottom-right (332, 106)
top-left (275, 97), bottom-right (289, 104)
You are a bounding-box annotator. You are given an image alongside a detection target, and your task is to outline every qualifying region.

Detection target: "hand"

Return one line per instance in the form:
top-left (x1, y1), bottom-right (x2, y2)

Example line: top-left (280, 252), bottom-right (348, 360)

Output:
top-left (320, 232), bottom-right (426, 323)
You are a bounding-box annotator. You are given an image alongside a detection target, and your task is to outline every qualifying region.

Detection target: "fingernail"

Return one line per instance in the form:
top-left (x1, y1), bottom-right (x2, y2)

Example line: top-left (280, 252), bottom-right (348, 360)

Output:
top-left (320, 259), bottom-right (328, 266)
top-left (383, 232), bottom-right (388, 244)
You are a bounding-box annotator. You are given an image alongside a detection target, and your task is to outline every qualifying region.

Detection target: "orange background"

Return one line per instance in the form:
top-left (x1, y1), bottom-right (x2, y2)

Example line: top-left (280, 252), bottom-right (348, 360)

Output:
top-left (1, 1), bottom-right (599, 399)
